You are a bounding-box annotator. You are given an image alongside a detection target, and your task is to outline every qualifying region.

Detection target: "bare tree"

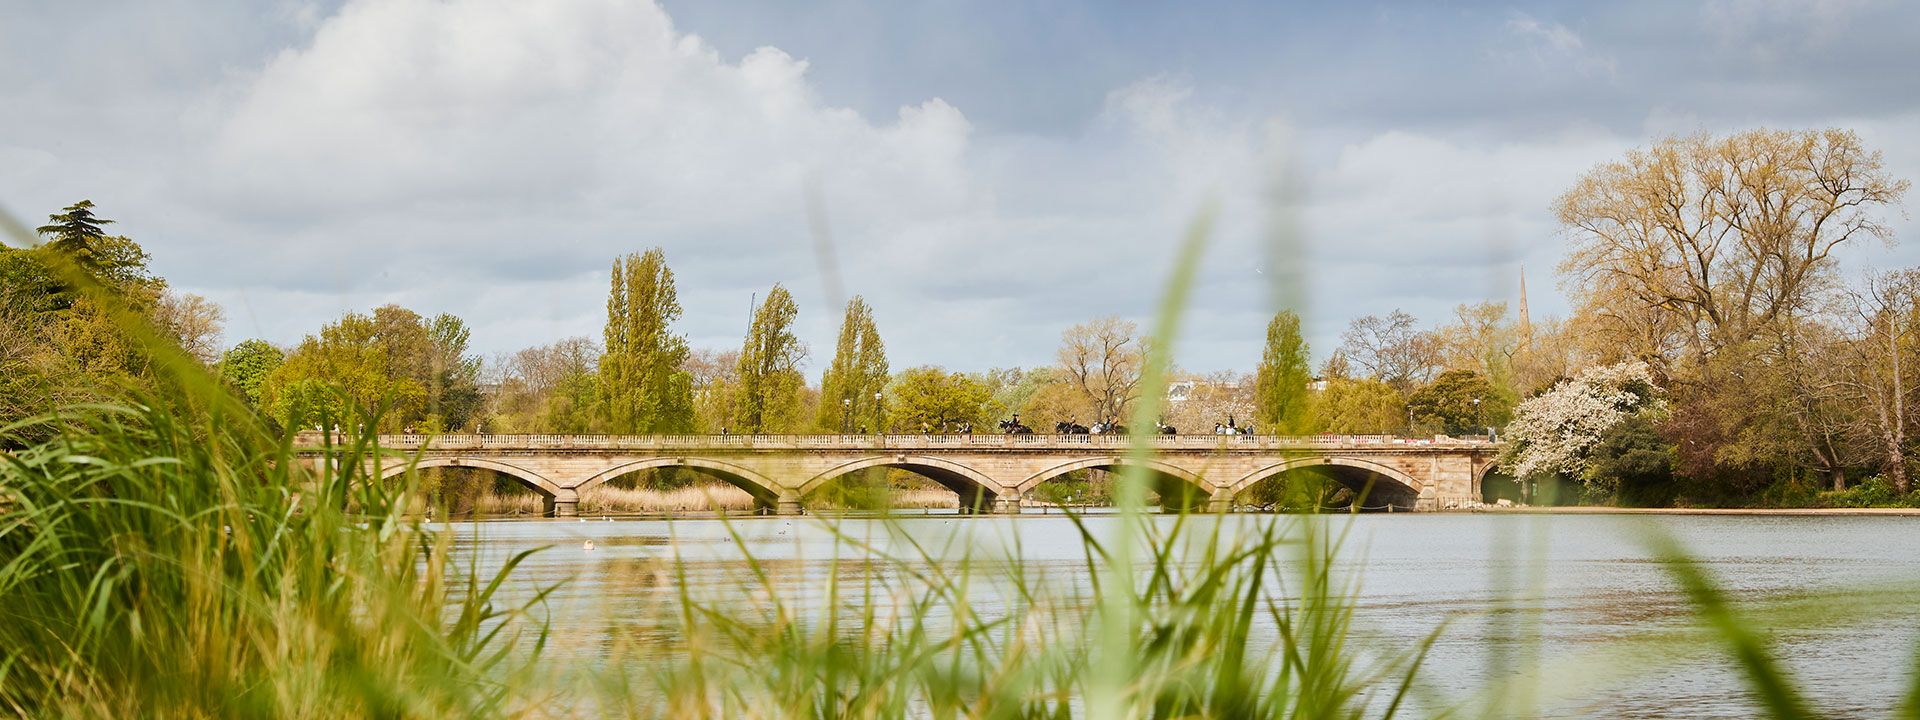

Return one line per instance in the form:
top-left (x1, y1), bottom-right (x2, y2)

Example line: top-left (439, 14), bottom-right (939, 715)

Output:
top-left (1828, 270), bottom-right (1919, 493)
top-left (1338, 310), bottom-right (1439, 397)
top-left (1057, 316), bottom-right (1144, 424)
top-left (151, 291), bottom-right (226, 365)
top-left (1772, 319), bottom-right (1855, 491)
top-left (1555, 128), bottom-right (1909, 372)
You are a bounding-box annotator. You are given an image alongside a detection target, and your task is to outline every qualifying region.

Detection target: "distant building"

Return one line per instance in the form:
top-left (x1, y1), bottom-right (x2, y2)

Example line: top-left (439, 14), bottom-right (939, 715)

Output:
top-left (1167, 380), bottom-right (1198, 403)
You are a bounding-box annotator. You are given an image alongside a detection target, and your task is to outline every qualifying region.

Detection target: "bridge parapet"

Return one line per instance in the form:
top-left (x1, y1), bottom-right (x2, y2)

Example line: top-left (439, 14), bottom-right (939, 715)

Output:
top-left (294, 431), bottom-right (1496, 453)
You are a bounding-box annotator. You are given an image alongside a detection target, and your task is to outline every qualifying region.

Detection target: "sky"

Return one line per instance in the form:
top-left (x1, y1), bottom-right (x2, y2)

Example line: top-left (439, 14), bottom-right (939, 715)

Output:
top-left (4, 0), bottom-right (1919, 378)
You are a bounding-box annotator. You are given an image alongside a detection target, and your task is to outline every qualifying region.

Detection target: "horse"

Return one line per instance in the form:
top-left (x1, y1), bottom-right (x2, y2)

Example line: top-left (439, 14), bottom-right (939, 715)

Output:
top-left (1056, 421), bottom-right (1090, 434)
top-left (1157, 422), bottom-right (1177, 435)
top-left (999, 419), bottom-right (1034, 434)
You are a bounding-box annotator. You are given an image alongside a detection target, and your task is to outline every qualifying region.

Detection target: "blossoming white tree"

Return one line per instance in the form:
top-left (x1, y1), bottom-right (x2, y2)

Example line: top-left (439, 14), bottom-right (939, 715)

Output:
top-left (1500, 361), bottom-right (1662, 483)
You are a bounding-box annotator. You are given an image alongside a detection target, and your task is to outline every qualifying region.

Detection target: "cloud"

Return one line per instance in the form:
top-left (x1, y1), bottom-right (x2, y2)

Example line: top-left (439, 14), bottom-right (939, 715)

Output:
top-left (1702, 0), bottom-right (1879, 58)
top-left (7, 0), bottom-right (1918, 378)
top-left (1503, 11), bottom-right (1617, 82)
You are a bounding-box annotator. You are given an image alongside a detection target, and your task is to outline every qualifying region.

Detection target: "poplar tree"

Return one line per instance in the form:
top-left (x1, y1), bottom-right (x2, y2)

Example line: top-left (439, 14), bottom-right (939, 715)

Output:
top-left (1254, 310), bottom-right (1313, 434)
top-left (600, 249), bottom-right (694, 433)
top-left (734, 284), bottom-right (806, 433)
top-left (815, 296), bottom-right (889, 432)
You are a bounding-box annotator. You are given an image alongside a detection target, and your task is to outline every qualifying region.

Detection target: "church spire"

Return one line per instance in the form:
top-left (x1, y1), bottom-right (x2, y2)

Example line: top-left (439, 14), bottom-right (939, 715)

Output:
top-left (1517, 264), bottom-right (1532, 343)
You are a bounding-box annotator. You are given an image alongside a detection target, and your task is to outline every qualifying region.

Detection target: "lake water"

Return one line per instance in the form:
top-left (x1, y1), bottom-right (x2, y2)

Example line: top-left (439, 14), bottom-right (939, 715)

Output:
top-left (442, 512), bottom-right (1920, 718)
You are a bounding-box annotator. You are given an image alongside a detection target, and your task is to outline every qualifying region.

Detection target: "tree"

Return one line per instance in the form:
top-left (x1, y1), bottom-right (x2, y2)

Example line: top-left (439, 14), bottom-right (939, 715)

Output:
top-left (1338, 310), bottom-right (1439, 396)
top-left (1587, 414), bottom-right (1677, 506)
top-left (600, 249), bottom-right (695, 433)
top-left (1021, 377), bottom-right (1093, 429)
top-left (424, 313), bottom-right (484, 431)
top-left (217, 340), bottom-right (284, 409)
top-left (153, 291), bottom-right (226, 365)
top-left (815, 296), bottom-right (889, 432)
top-left (1500, 362), bottom-right (1663, 487)
top-left (887, 367), bottom-right (990, 432)
top-left (1164, 371), bottom-right (1255, 434)
top-left (1433, 301), bottom-right (1522, 396)
top-left (1556, 128), bottom-right (1908, 370)
top-left (483, 337), bottom-right (600, 433)
top-left (1406, 369), bottom-right (1507, 436)
top-left (1310, 378), bottom-right (1405, 434)
top-left (353, 305), bottom-right (483, 431)
top-left (1057, 316), bottom-right (1143, 424)
top-left (264, 311), bottom-right (425, 430)
top-left (31, 200), bottom-right (156, 301)
top-left (684, 348), bottom-right (740, 433)
top-left (1254, 310), bottom-right (1312, 434)
top-left (734, 284), bottom-right (806, 433)
top-left (1827, 270), bottom-right (1920, 493)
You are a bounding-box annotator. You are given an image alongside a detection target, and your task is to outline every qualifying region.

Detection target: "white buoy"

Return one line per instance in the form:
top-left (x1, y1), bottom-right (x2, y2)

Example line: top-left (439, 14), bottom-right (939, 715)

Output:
top-left (583, 539), bottom-right (596, 551)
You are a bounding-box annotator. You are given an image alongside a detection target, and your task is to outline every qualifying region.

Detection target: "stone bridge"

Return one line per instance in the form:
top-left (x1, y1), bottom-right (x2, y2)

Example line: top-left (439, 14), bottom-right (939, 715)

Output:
top-left (294, 432), bottom-right (1502, 516)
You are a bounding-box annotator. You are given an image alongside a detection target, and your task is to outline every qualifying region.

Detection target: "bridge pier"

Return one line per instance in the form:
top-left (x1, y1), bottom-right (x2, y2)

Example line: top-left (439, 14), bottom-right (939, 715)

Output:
top-left (775, 495), bottom-right (804, 516)
top-left (1206, 490), bottom-right (1236, 513)
top-left (549, 489), bottom-right (581, 518)
top-left (992, 498), bottom-right (1022, 514)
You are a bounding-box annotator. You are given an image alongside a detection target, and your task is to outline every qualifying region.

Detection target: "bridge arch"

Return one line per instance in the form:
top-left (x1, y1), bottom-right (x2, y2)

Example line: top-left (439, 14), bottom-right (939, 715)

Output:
top-left (1226, 456), bottom-right (1424, 510)
top-left (375, 456), bottom-right (563, 498)
top-left (1017, 457), bottom-right (1215, 509)
top-left (573, 457), bottom-right (783, 506)
top-left (1475, 459), bottom-right (1522, 504)
top-left (800, 455), bottom-right (1008, 513)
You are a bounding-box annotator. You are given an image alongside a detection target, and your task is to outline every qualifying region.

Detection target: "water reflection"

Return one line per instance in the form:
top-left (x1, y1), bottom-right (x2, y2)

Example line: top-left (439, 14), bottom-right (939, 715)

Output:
top-left (438, 513), bottom-right (1920, 718)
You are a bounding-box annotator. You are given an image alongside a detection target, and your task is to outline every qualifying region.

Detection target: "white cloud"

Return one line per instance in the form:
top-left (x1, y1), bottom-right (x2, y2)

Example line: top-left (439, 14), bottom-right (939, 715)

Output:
top-left (1506, 13), bottom-right (1584, 53)
top-left (1503, 11), bottom-right (1617, 82)
top-left (189, 0), bottom-right (1294, 372)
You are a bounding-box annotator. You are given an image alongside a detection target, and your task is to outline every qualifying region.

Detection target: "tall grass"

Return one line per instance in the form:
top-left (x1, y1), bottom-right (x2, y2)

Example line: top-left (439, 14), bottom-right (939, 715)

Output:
top-left (580, 510), bottom-right (1440, 719)
top-left (0, 395), bottom-right (555, 717)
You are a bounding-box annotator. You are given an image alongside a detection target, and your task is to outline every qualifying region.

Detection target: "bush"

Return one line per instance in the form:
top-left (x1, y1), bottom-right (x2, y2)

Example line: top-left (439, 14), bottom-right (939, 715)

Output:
top-left (1818, 475), bottom-right (1920, 508)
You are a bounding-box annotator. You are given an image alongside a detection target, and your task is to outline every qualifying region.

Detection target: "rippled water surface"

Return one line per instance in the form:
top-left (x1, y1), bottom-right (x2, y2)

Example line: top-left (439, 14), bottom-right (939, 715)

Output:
top-left (442, 513), bottom-right (1920, 718)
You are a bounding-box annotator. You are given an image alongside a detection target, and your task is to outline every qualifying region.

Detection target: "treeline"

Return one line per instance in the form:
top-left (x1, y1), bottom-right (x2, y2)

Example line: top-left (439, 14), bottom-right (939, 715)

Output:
top-left (0, 201), bottom-right (224, 437)
top-left (4, 127), bottom-right (1913, 507)
top-left (1499, 128), bottom-right (1917, 507)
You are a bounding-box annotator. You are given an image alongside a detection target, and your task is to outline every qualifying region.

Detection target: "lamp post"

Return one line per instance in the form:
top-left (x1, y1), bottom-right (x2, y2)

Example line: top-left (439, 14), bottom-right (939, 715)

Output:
top-left (874, 391), bottom-right (884, 434)
top-left (1472, 397), bottom-right (1482, 438)
top-left (842, 397), bottom-right (851, 434)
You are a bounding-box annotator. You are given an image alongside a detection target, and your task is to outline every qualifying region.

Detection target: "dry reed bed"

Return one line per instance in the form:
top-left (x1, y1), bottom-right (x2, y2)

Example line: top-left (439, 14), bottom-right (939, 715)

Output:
top-left (470, 484), bottom-right (960, 515)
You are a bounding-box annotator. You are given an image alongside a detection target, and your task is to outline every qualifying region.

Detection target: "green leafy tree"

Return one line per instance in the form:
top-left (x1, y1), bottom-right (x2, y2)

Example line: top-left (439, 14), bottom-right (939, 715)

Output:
top-left (264, 311), bottom-right (425, 430)
top-left (14, 201), bottom-right (159, 310)
top-left (1406, 369), bottom-right (1508, 436)
top-left (734, 284), bottom-right (806, 433)
top-left (425, 314), bottom-right (484, 430)
top-left (887, 367), bottom-right (990, 432)
top-left (1311, 376), bottom-right (1405, 434)
top-left (1254, 310), bottom-right (1313, 434)
top-left (1586, 414), bottom-right (1676, 506)
top-left (600, 249), bottom-right (695, 433)
top-left (218, 340), bottom-right (285, 409)
top-left (815, 296), bottom-right (889, 432)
